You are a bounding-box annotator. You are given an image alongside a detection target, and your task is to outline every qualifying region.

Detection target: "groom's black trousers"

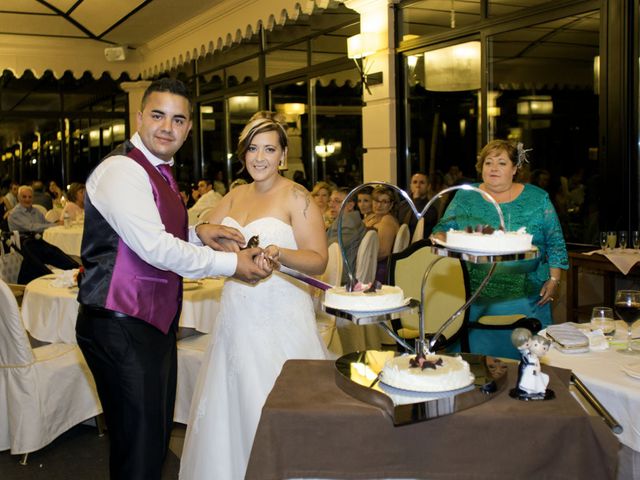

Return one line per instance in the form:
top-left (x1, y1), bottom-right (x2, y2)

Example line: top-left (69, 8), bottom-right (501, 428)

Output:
top-left (76, 306), bottom-right (178, 480)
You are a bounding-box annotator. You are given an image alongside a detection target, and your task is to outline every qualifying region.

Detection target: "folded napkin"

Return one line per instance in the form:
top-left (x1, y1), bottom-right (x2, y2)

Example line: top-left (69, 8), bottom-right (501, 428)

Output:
top-left (546, 323), bottom-right (590, 353)
top-left (583, 249), bottom-right (640, 275)
top-left (50, 268), bottom-right (79, 288)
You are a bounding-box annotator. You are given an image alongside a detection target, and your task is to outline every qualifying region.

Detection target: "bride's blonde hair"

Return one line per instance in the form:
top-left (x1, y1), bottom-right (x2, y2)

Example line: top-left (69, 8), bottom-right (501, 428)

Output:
top-left (237, 111), bottom-right (288, 168)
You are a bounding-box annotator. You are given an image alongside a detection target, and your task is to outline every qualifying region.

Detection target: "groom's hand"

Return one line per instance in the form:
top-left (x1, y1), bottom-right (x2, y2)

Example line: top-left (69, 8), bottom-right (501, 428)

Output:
top-left (196, 224), bottom-right (245, 251)
top-left (234, 247), bottom-right (272, 283)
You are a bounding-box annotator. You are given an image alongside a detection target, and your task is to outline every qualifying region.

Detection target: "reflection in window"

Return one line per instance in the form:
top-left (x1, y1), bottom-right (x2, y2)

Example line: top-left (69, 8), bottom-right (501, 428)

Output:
top-left (266, 42), bottom-right (308, 78)
top-left (312, 69), bottom-right (363, 187)
top-left (488, 11), bottom-right (600, 243)
top-left (405, 41), bottom-right (481, 191)
top-left (398, 0), bottom-right (481, 39)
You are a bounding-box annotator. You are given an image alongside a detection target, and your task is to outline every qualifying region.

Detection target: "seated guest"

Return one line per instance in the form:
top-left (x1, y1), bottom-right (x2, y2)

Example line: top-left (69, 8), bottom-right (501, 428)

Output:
top-left (2, 181), bottom-right (18, 219)
top-left (48, 180), bottom-right (66, 209)
top-left (397, 172), bottom-right (439, 239)
top-left (8, 185), bottom-right (79, 283)
top-left (188, 178), bottom-right (222, 224)
top-left (364, 185), bottom-right (399, 283)
top-left (326, 187), bottom-right (366, 284)
top-left (356, 186), bottom-right (373, 218)
top-left (60, 182), bottom-right (85, 221)
top-left (32, 180), bottom-right (53, 211)
top-left (311, 181), bottom-right (333, 229)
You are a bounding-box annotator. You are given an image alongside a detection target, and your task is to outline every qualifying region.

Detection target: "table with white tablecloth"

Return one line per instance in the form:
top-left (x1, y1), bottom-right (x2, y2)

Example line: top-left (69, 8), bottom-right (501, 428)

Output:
top-left (42, 224), bottom-right (84, 256)
top-left (21, 275), bottom-right (224, 344)
top-left (542, 320), bottom-right (640, 453)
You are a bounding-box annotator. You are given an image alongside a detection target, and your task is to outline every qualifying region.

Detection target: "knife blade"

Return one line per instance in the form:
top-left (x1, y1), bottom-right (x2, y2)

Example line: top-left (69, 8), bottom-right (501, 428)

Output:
top-left (278, 265), bottom-right (332, 291)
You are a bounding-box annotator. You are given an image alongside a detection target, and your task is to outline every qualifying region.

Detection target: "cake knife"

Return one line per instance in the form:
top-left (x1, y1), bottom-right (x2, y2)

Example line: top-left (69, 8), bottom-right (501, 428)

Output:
top-left (278, 265), bottom-right (332, 291)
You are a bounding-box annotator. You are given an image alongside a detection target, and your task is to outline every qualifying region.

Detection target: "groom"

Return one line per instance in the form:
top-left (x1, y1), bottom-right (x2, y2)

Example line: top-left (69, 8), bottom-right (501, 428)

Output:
top-left (76, 78), bottom-right (272, 479)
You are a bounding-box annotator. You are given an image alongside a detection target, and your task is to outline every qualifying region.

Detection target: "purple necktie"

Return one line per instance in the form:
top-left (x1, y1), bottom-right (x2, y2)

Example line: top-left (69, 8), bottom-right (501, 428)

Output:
top-left (157, 163), bottom-right (180, 197)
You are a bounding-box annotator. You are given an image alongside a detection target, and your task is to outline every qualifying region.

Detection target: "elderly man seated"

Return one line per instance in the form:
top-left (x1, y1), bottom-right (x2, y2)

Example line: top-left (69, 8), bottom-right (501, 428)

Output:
top-left (8, 185), bottom-right (79, 283)
top-left (326, 187), bottom-right (365, 284)
top-left (187, 178), bottom-right (223, 225)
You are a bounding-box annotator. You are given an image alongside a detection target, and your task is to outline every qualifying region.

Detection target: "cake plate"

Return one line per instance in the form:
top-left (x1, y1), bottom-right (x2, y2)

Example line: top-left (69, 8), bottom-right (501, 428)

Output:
top-left (334, 351), bottom-right (509, 426)
top-left (323, 183), bottom-right (539, 354)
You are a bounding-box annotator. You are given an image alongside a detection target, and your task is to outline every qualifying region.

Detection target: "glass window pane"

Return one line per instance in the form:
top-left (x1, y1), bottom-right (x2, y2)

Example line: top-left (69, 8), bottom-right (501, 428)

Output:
top-left (405, 41), bottom-right (481, 188)
top-left (266, 42), bottom-right (308, 78)
top-left (311, 23), bottom-right (359, 65)
top-left (228, 93), bottom-right (260, 181)
top-left (313, 70), bottom-right (363, 186)
top-left (269, 81), bottom-right (309, 183)
top-left (197, 100), bottom-right (227, 184)
top-left (199, 69), bottom-right (225, 95)
top-left (399, 0), bottom-right (481, 39)
top-left (226, 57), bottom-right (259, 87)
top-left (489, 0), bottom-right (555, 18)
top-left (488, 11), bottom-right (600, 243)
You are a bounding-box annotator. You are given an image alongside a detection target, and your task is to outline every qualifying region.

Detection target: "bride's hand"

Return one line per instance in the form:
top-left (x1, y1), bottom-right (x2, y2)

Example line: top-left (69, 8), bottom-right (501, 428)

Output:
top-left (263, 244), bottom-right (280, 269)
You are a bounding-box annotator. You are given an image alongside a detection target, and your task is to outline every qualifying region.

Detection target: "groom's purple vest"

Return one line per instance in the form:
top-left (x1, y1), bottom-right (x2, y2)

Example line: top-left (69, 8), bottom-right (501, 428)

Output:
top-left (78, 141), bottom-right (188, 333)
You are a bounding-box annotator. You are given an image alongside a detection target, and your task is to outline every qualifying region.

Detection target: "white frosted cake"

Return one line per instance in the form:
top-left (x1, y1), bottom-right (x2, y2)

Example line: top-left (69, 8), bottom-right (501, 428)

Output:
top-left (381, 354), bottom-right (474, 392)
top-left (324, 285), bottom-right (405, 311)
top-left (446, 226), bottom-right (532, 253)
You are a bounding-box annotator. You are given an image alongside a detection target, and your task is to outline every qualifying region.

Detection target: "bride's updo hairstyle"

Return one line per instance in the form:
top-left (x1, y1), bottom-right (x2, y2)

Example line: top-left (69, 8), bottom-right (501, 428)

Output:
top-left (237, 111), bottom-right (289, 167)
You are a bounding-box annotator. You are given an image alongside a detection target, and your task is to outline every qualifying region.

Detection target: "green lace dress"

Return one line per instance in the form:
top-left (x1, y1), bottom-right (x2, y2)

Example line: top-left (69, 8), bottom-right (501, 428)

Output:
top-left (433, 183), bottom-right (568, 358)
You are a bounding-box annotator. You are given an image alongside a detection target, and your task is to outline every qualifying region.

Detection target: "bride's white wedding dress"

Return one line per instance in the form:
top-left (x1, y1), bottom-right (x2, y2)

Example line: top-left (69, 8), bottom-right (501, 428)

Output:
top-left (179, 217), bottom-right (327, 479)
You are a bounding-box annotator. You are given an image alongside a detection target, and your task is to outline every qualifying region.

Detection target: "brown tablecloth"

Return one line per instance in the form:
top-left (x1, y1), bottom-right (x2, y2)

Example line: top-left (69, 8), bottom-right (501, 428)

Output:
top-left (246, 360), bottom-right (619, 480)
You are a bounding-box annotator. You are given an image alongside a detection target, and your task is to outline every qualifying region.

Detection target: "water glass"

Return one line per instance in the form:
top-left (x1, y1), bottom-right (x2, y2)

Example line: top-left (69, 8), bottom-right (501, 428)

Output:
top-left (632, 230), bottom-right (640, 250)
top-left (590, 306), bottom-right (616, 336)
top-left (619, 231), bottom-right (628, 250)
top-left (607, 231), bottom-right (617, 250)
top-left (600, 231), bottom-right (608, 250)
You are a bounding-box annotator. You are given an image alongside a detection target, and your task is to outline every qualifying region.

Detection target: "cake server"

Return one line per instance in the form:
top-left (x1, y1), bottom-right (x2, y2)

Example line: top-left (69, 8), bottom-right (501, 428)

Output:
top-left (278, 265), bottom-right (332, 291)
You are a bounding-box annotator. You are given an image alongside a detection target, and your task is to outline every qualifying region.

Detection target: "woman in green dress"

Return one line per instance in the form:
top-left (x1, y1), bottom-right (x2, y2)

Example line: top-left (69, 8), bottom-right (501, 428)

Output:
top-left (432, 139), bottom-right (568, 358)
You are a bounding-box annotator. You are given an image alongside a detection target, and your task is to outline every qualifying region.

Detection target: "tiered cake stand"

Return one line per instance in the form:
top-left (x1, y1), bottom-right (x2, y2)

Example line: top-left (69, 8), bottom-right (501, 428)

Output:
top-left (324, 183), bottom-right (539, 424)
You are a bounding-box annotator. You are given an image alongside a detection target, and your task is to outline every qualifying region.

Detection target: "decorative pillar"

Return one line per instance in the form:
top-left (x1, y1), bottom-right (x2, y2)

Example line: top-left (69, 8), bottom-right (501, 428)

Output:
top-left (120, 81), bottom-right (151, 138)
top-left (345, 0), bottom-right (398, 184)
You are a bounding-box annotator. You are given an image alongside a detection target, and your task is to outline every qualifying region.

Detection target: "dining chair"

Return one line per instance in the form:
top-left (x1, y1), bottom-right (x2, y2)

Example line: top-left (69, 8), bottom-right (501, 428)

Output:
top-left (411, 217), bottom-right (425, 244)
top-left (392, 223), bottom-right (411, 254)
top-left (175, 333), bottom-right (212, 424)
top-left (45, 208), bottom-right (62, 222)
top-left (355, 230), bottom-right (379, 284)
top-left (388, 239), bottom-right (469, 352)
top-left (0, 278), bottom-right (102, 464)
top-left (315, 242), bottom-right (344, 357)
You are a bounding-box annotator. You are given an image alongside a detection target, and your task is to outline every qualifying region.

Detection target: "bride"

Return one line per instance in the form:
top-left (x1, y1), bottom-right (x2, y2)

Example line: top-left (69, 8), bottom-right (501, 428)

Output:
top-left (179, 112), bottom-right (328, 479)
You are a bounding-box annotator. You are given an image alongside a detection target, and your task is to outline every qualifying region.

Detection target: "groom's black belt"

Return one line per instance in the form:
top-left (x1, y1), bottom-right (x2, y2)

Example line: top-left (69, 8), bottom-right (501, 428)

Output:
top-left (78, 304), bottom-right (132, 319)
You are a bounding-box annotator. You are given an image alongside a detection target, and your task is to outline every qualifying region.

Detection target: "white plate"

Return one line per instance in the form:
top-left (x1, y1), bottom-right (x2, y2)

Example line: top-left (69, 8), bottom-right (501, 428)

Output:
top-left (433, 238), bottom-right (532, 255)
top-left (621, 362), bottom-right (640, 379)
top-left (323, 297), bottom-right (412, 314)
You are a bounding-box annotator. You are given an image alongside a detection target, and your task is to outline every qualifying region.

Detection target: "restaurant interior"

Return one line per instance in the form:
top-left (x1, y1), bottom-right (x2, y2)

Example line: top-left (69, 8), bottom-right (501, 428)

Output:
top-left (1, 0), bottom-right (640, 478)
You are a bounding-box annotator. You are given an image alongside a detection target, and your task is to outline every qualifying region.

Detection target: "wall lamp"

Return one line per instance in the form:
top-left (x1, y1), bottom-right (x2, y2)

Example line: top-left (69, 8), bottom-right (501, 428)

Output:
top-left (347, 33), bottom-right (383, 94)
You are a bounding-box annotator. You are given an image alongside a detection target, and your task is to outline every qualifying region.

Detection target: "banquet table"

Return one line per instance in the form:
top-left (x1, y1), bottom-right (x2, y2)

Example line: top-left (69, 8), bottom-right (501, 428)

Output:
top-left (246, 359), bottom-right (618, 480)
top-left (542, 320), bottom-right (640, 454)
top-left (21, 275), bottom-right (224, 344)
top-left (43, 224), bottom-right (84, 256)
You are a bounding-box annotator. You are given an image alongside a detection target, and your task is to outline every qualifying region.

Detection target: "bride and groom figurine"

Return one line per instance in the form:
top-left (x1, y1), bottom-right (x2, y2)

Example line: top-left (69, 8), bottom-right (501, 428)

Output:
top-left (509, 327), bottom-right (555, 401)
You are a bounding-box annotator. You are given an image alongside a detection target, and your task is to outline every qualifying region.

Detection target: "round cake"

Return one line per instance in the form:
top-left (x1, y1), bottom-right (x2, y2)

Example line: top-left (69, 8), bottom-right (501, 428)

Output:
top-left (445, 227), bottom-right (532, 253)
top-left (381, 354), bottom-right (474, 392)
top-left (324, 285), bottom-right (405, 312)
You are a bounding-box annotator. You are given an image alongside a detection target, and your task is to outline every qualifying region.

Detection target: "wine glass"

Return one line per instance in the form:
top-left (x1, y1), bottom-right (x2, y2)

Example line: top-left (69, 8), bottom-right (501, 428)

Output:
top-left (600, 231), bottom-right (608, 251)
top-left (607, 231), bottom-right (617, 250)
top-left (613, 290), bottom-right (640, 354)
top-left (632, 230), bottom-right (640, 250)
top-left (619, 231), bottom-right (628, 250)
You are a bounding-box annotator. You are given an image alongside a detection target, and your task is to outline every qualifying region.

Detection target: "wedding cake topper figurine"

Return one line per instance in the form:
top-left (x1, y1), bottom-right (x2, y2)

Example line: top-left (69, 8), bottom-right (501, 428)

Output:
top-left (509, 328), bottom-right (555, 401)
